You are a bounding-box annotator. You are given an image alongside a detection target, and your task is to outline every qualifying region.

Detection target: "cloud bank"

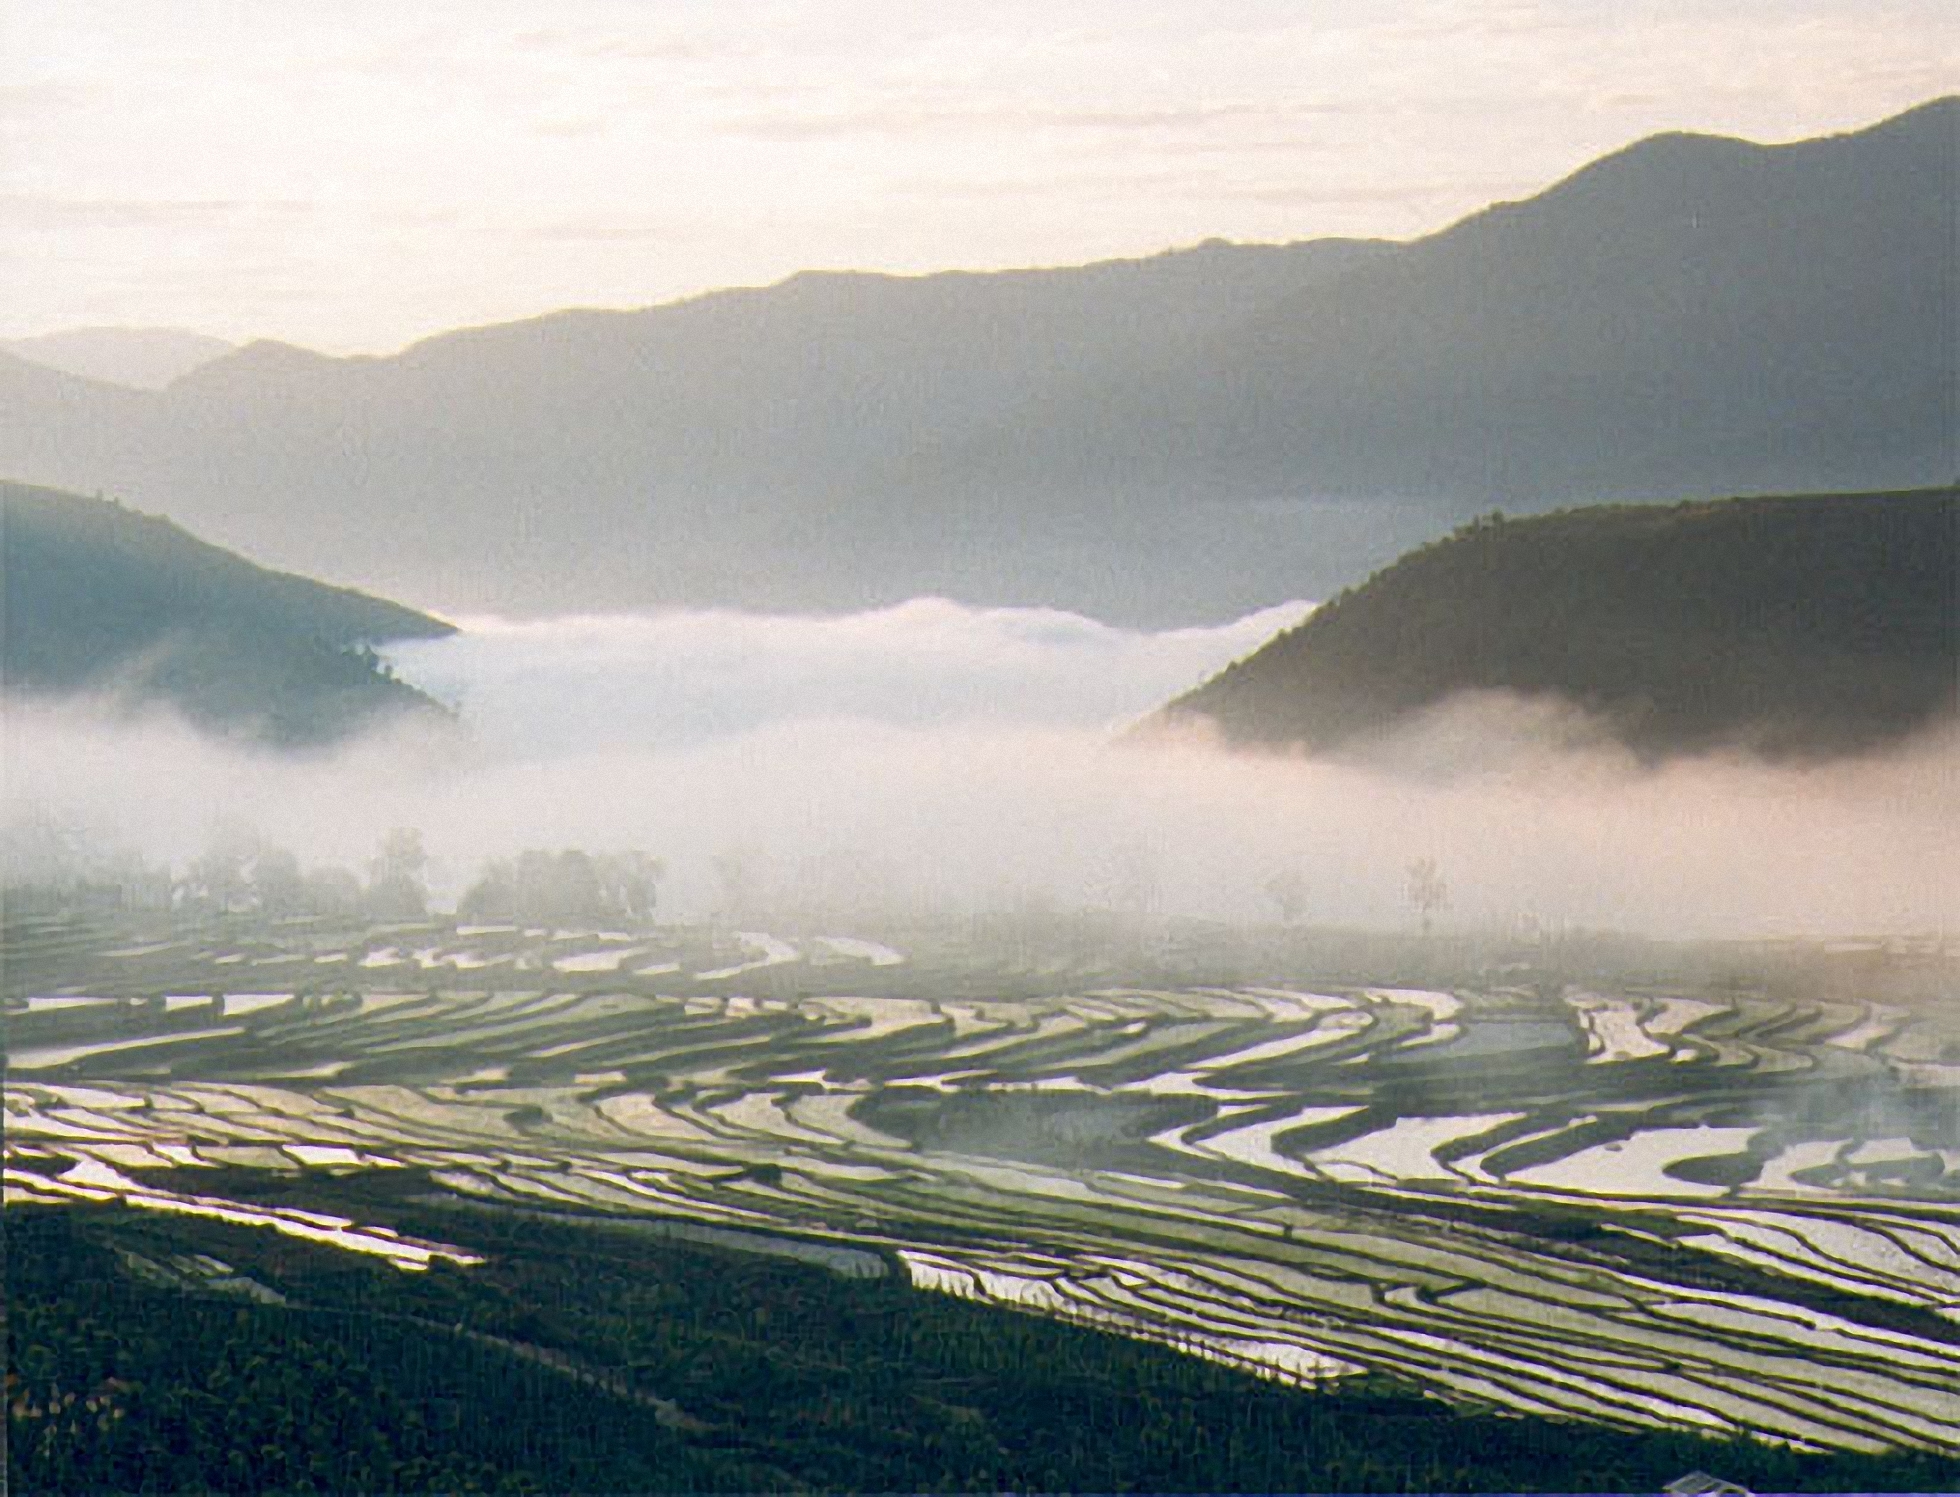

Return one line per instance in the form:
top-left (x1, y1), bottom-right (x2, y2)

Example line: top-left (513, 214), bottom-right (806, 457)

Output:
top-left (386, 598), bottom-right (1309, 754)
top-left (5, 600), bottom-right (1953, 939)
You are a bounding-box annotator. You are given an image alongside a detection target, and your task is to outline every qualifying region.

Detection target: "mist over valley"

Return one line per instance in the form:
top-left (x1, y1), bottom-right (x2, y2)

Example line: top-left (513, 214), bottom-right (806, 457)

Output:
top-left (6, 45), bottom-right (1958, 1495)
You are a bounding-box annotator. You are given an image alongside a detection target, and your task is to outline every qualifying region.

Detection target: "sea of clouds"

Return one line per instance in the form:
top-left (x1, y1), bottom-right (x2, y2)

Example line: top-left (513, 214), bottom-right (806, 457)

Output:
top-left (384, 598), bottom-right (1311, 754)
top-left (6, 598), bottom-right (1954, 937)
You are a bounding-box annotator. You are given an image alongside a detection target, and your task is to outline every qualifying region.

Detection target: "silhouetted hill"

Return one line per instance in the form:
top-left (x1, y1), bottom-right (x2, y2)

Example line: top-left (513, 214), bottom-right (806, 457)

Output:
top-left (0, 100), bottom-right (1950, 624)
top-left (974, 98), bottom-right (1954, 512)
top-left (1158, 489), bottom-right (1959, 763)
top-left (1, 481), bottom-right (455, 746)
top-left (0, 328), bottom-right (235, 390)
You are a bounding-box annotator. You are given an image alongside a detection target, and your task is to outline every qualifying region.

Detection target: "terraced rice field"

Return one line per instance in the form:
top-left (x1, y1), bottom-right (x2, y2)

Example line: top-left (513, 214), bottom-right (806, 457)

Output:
top-left (5, 915), bottom-right (1957, 1455)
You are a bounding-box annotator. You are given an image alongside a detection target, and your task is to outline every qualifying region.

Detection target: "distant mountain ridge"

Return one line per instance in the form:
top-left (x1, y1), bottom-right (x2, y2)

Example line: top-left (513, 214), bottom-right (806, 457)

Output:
top-left (1, 480), bottom-right (454, 746)
top-left (1156, 488), bottom-right (1959, 763)
top-left (0, 99), bottom-right (1951, 625)
top-left (0, 328), bottom-right (235, 390)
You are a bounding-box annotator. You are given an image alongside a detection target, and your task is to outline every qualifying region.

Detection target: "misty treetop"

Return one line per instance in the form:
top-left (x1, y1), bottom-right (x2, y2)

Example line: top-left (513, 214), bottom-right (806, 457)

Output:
top-left (460, 849), bottom-right (665, 926)
top-left (0, 480), bottom-right (454, 747)
top-left (3, 817), bottom-right (672, 931)
top-left (1161, 487), bottom-right (1959, 764)
top-left (107, 825), bottom-right (434, 922)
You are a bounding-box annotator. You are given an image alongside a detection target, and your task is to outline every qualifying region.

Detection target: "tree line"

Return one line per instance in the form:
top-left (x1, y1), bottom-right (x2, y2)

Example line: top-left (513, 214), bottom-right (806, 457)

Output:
top-left (1, 815), bottom-right (666, 928)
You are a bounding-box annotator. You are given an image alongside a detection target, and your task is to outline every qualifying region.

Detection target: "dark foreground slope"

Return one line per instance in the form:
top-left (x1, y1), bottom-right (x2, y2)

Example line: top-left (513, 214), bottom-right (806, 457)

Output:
top-left (1, 480), bottom-right (454, 745)
top-left (13, 1199), bottom-right (1954, 1495)
top-left (0, 100), bottom-right (1949, 622)
top-left (1160, 489), bottom-right (1958, 762)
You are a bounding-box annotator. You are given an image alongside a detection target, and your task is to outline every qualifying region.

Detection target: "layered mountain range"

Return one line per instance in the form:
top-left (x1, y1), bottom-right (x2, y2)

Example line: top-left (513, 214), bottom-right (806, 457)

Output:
top-left (3, 98), bottom-right (1951, 626)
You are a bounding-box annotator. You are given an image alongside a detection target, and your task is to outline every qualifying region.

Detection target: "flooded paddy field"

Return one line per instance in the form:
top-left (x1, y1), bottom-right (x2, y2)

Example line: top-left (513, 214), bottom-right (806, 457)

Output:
top-left (7, 912), bottom-right (1957, 1457)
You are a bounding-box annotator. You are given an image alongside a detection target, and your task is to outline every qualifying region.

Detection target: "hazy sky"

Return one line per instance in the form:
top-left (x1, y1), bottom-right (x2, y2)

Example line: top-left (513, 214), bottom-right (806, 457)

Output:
top-left (4, 1), bottom-right (1954, 351)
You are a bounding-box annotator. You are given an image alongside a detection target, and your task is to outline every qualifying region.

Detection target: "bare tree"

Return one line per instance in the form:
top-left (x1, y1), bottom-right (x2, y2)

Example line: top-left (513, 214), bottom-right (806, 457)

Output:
top-left (596, 851), bottom-right (664, 924)
top-left (182, 824), bottom-right (257, 913)
top-left (1404, 857), bottom-right (1449, 936)
top-left (1263, 867), bottom-right (1308, 925)
top-left (711, 845), bottom-right (771, 925)
top-left (250, 845), bottom-right (307, 916)
top-left (366, 827), bottom-right (430, 919)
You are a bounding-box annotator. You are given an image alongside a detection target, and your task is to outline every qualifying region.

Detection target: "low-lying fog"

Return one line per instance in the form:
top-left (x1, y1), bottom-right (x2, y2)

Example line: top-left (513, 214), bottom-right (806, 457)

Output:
top-left (392, 599), bottom-right (1310, 754)
top-left (5, 599), bottom-right (1954, 938)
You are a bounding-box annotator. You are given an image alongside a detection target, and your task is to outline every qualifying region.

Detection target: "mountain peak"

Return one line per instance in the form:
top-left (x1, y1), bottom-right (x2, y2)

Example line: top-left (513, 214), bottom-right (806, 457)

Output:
top-left (1505, 94), bottom-right (1956, 223)
top-left (0, 326), bottom-right (234, 390)
top-left (1854, 91), bottom-right (1958, 138)
top-left (164, 338), bottom-right (358, 397)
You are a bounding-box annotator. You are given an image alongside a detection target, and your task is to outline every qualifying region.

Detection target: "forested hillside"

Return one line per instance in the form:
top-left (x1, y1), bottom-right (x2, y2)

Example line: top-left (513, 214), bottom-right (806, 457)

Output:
top-left (1, 480), bottom-right (454, 745)
top-left (1161, 488), bottom-right (1958, 762)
